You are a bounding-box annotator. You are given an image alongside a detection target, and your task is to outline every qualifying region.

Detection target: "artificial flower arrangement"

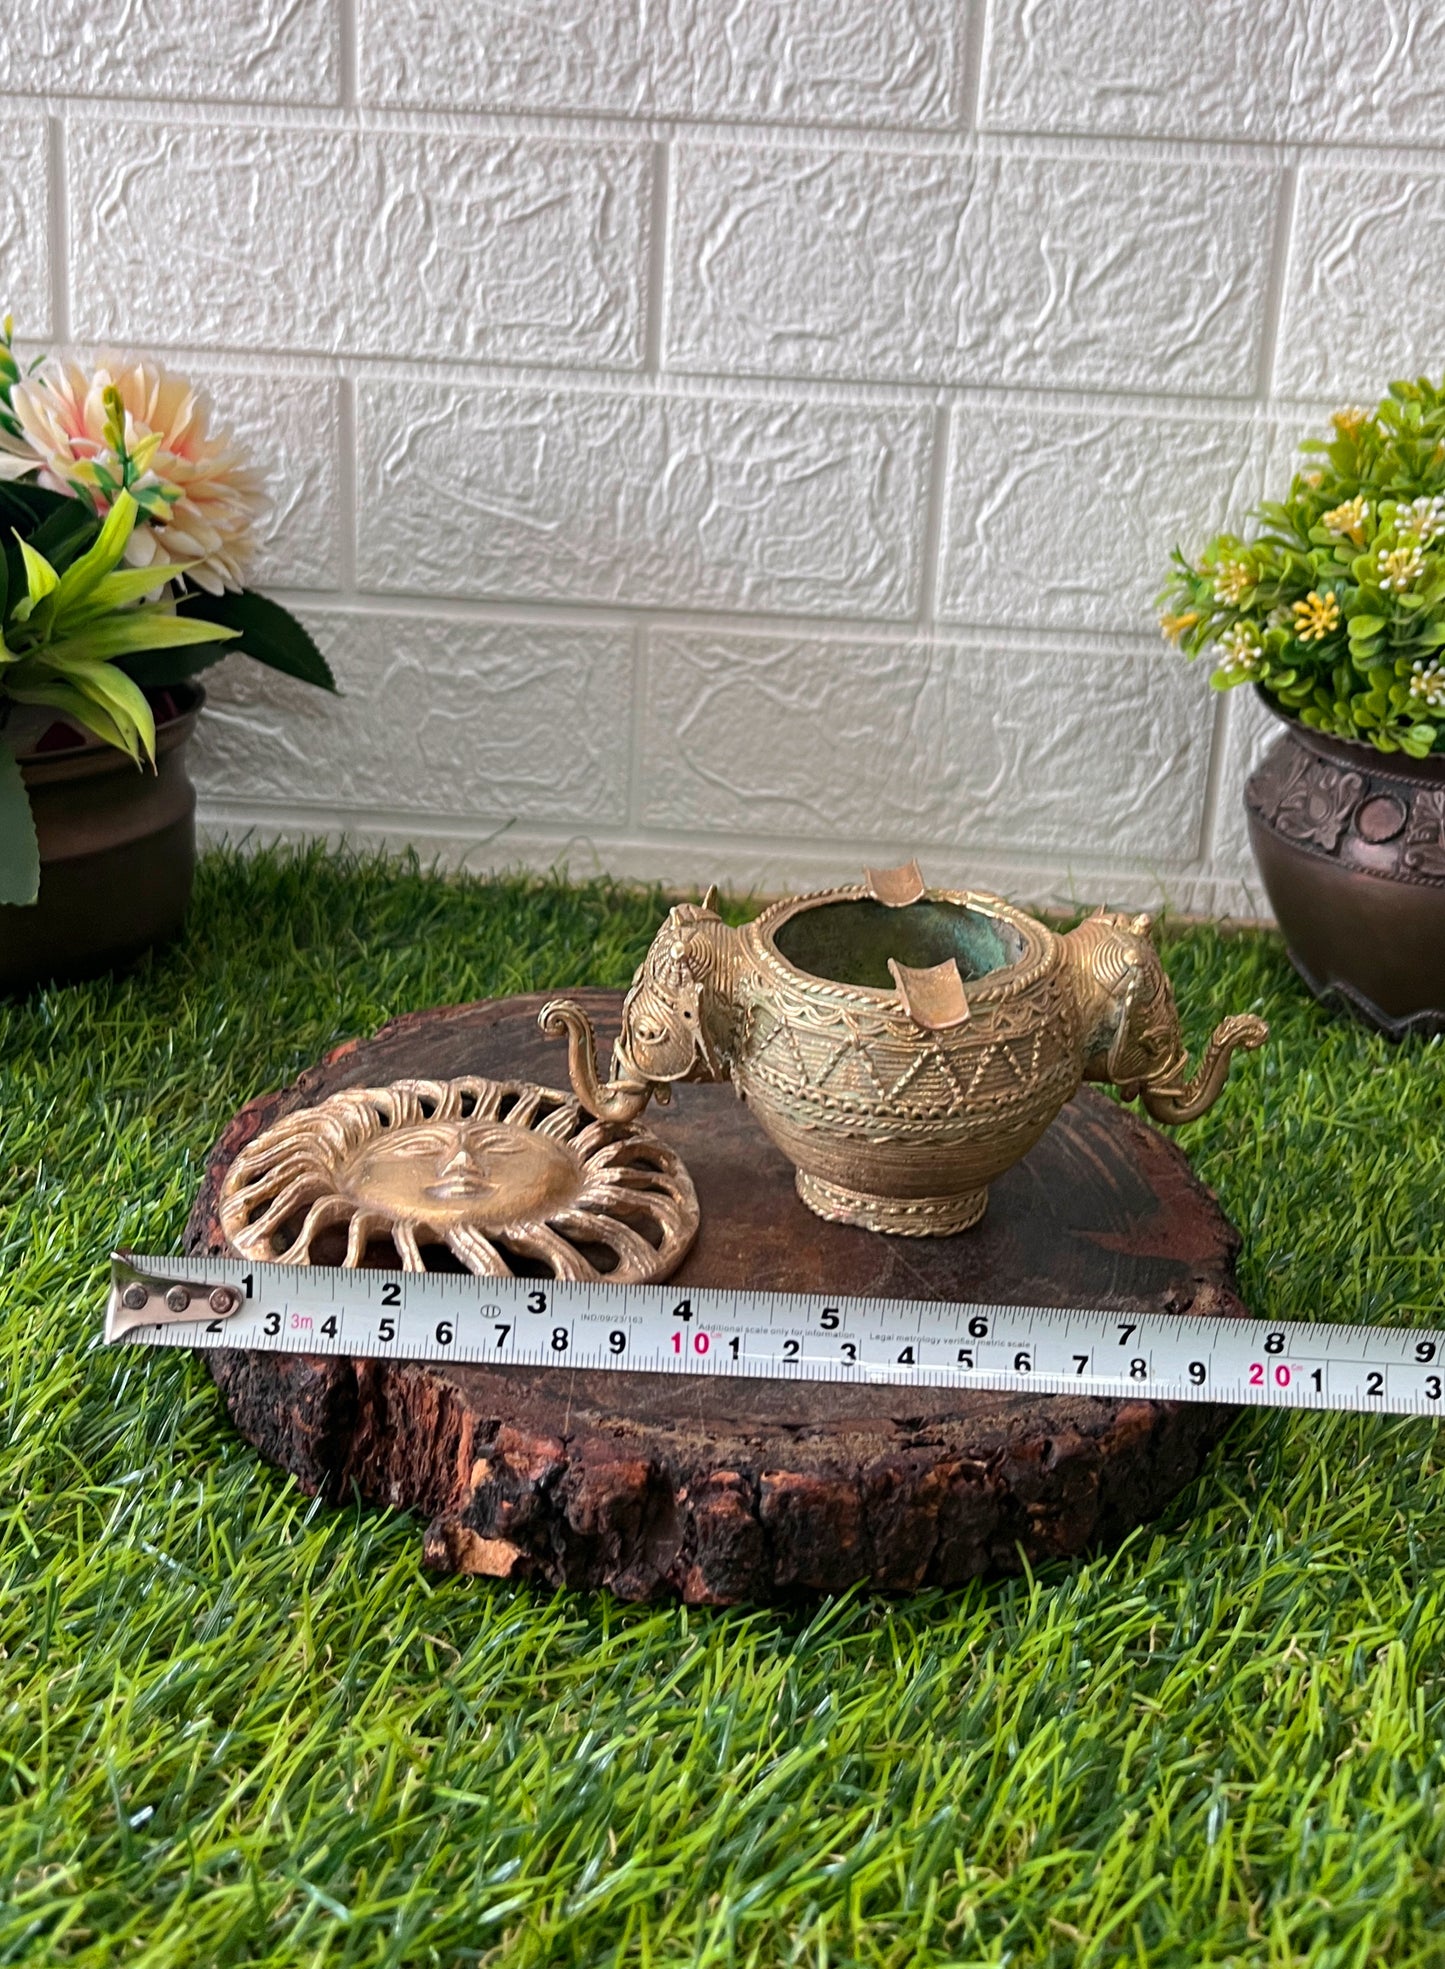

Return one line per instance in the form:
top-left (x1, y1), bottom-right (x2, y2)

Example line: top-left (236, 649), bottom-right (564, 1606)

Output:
top-left (0, 319), bottom-right (334, 906)
top-left (1159, 375), bottom-right (1445, 759)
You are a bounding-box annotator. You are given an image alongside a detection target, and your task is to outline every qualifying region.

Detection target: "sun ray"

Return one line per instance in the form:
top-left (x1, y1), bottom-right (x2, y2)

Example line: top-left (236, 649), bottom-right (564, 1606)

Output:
top-left (568, 1118), bottom-right (624, 1159)
top-left (275, 1193), bottom-right (355, 1266)
top-left (498, 1221), bottom-right (598, 1280)
top-left (344, 1208), bottom-right (387, 1267)
top-left (444, 1226), bottom-right (511, 1275)
top-left (242, 1173), bottom-right (328, 1245)
top-left (391, 1221), bottom-right (426, 1272)
top-left (548, 1208), bottom-right (661, 1277)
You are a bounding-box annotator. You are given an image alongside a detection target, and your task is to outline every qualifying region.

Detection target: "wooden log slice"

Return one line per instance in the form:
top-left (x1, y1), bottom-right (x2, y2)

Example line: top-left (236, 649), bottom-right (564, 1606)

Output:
top-left (185, 990), bottom-right (1247, 1603)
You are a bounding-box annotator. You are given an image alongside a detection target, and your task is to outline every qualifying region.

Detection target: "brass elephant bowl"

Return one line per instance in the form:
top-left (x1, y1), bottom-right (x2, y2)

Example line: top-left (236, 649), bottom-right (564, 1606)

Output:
top-left (542, 862), bottom-right (1267, 1236)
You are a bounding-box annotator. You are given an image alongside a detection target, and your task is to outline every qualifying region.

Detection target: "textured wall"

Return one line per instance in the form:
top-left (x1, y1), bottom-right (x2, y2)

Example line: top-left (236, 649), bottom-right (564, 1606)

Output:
top-left (7, 0), bottom-right (1435, 914)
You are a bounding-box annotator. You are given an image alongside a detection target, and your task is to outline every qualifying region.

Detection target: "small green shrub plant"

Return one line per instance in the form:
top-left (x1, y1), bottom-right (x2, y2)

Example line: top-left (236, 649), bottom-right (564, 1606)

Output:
top-left (1160, 375), bottom-right (1445, 758)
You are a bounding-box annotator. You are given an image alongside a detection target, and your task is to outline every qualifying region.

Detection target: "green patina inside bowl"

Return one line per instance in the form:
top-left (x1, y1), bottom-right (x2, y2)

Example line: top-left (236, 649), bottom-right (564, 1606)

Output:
top-left (774, 898), bottom-right (1024, 991)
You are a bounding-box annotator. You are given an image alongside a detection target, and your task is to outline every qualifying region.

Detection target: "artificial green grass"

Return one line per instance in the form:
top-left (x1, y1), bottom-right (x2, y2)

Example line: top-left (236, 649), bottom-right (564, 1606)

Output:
top-left (2, 843), bottom-right (1444, 1968)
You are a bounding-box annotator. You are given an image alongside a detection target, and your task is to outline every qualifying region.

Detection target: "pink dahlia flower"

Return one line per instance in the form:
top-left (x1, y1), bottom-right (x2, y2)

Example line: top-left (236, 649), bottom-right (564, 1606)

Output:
top-left (0, 355), bottom-right (266, 594)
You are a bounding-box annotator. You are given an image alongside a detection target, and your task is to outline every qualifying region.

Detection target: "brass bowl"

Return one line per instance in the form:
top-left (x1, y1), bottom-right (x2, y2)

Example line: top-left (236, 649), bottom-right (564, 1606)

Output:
top-left (731, 885), bottom-right (1078, 1232)
top-left (541, 862), bottom-right (1267, 1236)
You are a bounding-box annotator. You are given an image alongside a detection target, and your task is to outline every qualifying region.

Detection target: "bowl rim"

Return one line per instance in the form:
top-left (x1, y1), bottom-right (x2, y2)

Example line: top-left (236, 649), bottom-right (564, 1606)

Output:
top-left (747, 881), bottom-right (1060, 1009)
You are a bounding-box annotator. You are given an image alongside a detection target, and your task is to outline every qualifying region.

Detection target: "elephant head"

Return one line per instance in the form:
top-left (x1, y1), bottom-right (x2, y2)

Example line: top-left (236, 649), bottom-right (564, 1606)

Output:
top-left (539, 889), bottom-right (741, 1121)
top-left (1063, 910), bottom-right (1268, 1124)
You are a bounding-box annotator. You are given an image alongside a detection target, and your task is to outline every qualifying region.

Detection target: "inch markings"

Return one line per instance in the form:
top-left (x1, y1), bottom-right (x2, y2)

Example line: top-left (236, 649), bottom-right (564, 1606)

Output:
top-left (104, 1254), bottom-right (1445, 1419)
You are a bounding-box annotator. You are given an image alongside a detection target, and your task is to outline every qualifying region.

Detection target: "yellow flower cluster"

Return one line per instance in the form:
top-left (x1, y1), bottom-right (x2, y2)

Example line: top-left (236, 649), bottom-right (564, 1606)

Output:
top-left (1291, 591), bottom-right (1340, 641)
top-left (1321, 496), bottom-right (1370, 545)
top-left (1159, 610), bottom-right (1199, 646)
top-left (1212, 560), bottom-right (1253, 605)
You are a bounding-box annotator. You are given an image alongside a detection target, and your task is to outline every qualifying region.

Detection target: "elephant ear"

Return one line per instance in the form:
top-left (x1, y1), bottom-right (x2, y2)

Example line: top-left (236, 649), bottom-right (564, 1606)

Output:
top-left (1104, 950), bottom-right (1180, 1092)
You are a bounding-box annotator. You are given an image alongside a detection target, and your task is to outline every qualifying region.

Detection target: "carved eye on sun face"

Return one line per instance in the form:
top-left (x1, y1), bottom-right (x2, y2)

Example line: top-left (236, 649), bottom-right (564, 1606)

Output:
top-left (218, 1076), bottom-right (698, 1281)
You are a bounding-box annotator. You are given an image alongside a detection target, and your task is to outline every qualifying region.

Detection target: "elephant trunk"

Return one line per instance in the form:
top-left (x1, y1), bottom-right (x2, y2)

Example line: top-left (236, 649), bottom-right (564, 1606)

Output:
top-left (1140, 1013), bottom-right (1269, 1124)
top-left (538, 1000), bottom-right (653, 1122)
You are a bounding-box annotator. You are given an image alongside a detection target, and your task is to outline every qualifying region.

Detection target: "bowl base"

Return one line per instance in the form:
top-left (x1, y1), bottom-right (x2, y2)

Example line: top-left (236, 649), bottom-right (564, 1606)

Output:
top-left (796, 1170), bottom-right (988, 1237)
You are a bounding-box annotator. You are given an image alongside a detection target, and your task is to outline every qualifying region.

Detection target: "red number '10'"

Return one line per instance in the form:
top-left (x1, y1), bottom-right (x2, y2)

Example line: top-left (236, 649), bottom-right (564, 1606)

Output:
top-left (671, 1331), bottom-right (711, 1355)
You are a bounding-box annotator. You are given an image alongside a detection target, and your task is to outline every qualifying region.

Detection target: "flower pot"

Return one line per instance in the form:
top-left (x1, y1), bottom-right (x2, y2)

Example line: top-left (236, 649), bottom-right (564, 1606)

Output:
top-left (1245, 697), bottom-right (1445, 1037)
top-left (0, 685), bottom-right (203, 994)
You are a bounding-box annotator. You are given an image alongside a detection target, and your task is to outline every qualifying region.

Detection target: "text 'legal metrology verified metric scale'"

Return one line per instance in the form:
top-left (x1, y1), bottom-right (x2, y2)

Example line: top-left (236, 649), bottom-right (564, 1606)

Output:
top-left (106, 1253), bottom-right (1445, 1420)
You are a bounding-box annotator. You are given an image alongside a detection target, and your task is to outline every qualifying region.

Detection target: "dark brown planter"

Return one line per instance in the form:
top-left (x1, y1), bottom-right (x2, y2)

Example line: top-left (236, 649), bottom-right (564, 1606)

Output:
top-left (1245, 698), bottom-right (1445, 1038)
top-left (0, 685), bottom-right (203, 994)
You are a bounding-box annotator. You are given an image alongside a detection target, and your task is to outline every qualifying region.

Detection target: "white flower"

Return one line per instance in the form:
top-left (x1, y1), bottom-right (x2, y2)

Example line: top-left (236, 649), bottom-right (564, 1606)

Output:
top-left (1376, 543), bottom-right (1426, 593)
top-left (0, 354), bottom-right (267, 593)
top-left (1215, 622), bottom-right (1262, 679)
top-left (1410, 660), bottom-right (1445, 712)
top-left (1397, 496), bottom-right (1445, 544)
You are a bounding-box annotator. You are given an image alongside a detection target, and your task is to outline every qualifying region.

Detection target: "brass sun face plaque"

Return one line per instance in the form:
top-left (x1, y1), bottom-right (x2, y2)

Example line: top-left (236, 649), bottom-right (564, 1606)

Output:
top-left (218, 1077), bottom-right (698, 1281)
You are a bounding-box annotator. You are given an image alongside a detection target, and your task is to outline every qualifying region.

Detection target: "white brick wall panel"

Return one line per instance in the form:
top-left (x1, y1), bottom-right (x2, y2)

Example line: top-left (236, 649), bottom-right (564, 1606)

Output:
top-left (192, 615), bottom-right (633, 825)
top-left (68, 125), bottom-right (649, 369)
top-left (641, 629), bottom-right (1211, 862)
top-left (668, 143), bottom-right (1276, 395)
top-left (940, 405), bottom-right (1264, 634)
top-left (1276, 166), bottom-right (1445, 401)
top-left (1210, 687), bottom-right (1281, 890)
top-left (178, 366), bottom-right (344, 592)
top-left (359, 0), bottom-right (962, 128)
top-left (357, 381), bottom-right (933, 618)
top-left (981, 0), bottom-right (1445, 147)
top-left (195, 807), bottom-right (1257, 920)
top-left (0, 0), bottom-right (340, 104)
top-left (0, 115), bottom-right (50, 337)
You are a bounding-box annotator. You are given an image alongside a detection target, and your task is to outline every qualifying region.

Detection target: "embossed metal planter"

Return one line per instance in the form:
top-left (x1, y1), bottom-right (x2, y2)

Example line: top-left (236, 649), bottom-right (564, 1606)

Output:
top-left (541, 863), bottom-right (1266, 1236)
top-left (1245, 701), bottom-right (1445, 1038)
top-left (0, 685), bottom-right (202, 995)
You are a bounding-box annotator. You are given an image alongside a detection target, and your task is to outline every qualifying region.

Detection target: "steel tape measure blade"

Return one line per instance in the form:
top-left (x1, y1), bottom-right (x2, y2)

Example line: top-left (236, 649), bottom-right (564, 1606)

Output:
top-left (104, 1252), bottom-right (1445, 1419)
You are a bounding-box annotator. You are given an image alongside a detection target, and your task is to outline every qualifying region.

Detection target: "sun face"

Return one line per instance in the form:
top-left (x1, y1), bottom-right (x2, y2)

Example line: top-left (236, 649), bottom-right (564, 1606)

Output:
top-left (218, 1077), bottom-right (698, 1281)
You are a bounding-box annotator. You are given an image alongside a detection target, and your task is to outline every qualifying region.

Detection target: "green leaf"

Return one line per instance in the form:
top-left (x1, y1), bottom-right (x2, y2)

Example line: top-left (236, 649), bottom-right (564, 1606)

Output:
top-left (0, 738), bottom-right (38, 905)
top-left (26, 498), bottom-right (103, 579)
top-left (117, 641), bottom-right (233, 690)
top-left (1347, 615), bottom-right (1386, 638)
top-left (59, 562), bottom-right (185, 625)
top-left (16, 536), bottom-right (58, 611)
top-left (57, 660), bottom-right (155, 763)
top-left (42, 611), bottom-right (236, 666)
top-left (4, 676), bottom-right (131, 754)
top-left (52, 489), bottom-right (139, 613)
top-left (178, 588), bottom-right (336, 691)
top-left (0, 479), bottom-right (72, 535)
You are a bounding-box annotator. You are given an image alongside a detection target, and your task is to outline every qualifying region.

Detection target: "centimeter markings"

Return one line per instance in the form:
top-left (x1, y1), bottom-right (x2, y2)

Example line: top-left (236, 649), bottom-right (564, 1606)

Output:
top-left (107, 1253), bottom-right (1445, 1419)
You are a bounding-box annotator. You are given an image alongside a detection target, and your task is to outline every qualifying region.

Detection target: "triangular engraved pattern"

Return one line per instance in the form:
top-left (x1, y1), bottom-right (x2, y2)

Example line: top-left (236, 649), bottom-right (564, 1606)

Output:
top-left (753, 1014), bottom-right (813, 1088)
top-left (963, 1044), bottom-right (1000, 1099)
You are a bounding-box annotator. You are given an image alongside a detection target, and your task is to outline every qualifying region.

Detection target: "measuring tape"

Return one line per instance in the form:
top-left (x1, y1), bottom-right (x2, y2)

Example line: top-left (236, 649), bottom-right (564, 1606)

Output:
top-left (105, 1252), bottom-right (1445, 1418)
